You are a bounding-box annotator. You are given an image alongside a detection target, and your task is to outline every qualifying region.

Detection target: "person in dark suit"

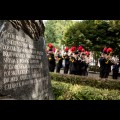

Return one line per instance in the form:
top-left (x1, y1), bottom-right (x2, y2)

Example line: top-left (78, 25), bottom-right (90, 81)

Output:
top-left (62, 47), bottom-right (70, 74)
top-left (69, 51), bottom-right (79, 75)
top-left (112, 61), bottom-right (120, 79)
top-left (99, 53), bottom-right (107, 78)
top-left (78, 53), bottom-right (87, 76)
top-left (63, 53), bottom-right (70, 74)
top-left (103, 55), bottom-right (114, 79)
top-left (55, 50), bottom-right (63, 73)
top-left (47, 49), bottom-right (56, 72)
top-left (99, 47), bottom-right (115, 80)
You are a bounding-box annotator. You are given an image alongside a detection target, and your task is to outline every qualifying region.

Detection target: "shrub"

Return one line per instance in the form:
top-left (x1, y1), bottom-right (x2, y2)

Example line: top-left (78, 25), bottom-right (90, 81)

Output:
top-left (51, 80), bottom-right (120, 100)
top-left (50, 72), bottom-right (120, 90)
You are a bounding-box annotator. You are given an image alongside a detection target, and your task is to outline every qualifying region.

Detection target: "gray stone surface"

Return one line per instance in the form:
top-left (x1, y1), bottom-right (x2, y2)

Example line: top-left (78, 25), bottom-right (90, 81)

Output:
top-left (0, 20), bottom-right (54, 100)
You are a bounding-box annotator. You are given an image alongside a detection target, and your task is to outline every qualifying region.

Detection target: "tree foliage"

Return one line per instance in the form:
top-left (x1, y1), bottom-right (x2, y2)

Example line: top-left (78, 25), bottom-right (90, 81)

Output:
top-left (64, 20), bottom-right (120, 55)
top-left (44, 20), bottom-right (74, 49)
top-left (45, 20), bottom-right (120, 56)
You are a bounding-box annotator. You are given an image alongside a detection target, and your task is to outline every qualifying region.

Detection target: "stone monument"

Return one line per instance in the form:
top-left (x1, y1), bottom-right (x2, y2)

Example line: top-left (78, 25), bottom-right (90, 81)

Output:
top-left (0, 20), bottom-right (54, 100)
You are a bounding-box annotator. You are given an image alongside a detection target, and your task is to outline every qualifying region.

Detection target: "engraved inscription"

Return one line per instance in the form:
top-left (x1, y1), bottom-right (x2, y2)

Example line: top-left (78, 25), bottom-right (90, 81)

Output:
top-left (1, 32), bottom-right (45, 90)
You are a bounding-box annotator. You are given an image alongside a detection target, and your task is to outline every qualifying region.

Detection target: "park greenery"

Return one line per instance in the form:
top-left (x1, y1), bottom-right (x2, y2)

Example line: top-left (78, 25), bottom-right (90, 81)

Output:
top-left (52, 80), bottom-right (120, 100)
top-left (50, 73), bottom-right (120, 100)
top-left (44, 21), bottom-right (120, 100)
top-left (44, 20), bottom-right (120, 57)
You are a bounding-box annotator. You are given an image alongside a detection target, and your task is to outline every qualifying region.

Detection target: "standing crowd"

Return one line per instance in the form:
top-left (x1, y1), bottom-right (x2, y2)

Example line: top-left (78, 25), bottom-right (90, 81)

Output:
top-left (46, 43), bottom-right (120, 80)
top-left (47, 44), bottom-right (92, 76)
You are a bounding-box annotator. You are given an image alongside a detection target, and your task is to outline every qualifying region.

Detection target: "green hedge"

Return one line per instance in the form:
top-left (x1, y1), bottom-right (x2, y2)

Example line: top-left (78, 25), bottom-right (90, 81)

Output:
top-left (50, 72), bottom-right (120, 90)
top-left (52, 80), bottom-right (120, 100)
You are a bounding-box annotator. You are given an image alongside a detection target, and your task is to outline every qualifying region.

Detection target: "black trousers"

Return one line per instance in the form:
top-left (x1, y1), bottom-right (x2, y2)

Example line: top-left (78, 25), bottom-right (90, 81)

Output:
top-left (112, 71), bottom-right (118, 79)
top-left (100, 71), bottom-right (109, 78)
top-left (79, 69), bottom-right (86, 76)
top-left (70, 70), bottom-right (78, 75)
top-left (56, 66), bottom-right (61, 73)
top-left (49, 67), bottom-right (55, 72)
top-left (64, 66), bottom-right (69, 74)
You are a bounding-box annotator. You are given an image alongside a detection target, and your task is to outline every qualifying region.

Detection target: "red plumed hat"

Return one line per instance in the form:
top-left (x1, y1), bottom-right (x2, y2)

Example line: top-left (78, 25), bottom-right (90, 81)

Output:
top-left (78, 45), bottom-right (83, 52)
top-left (70, 46), bottom-right (76, 52)
top-left (103, 47), bottom-right (108, 54)
top-left (107, 47), bottom-right (113, 53)
top-left (64, 47), bottom-right (69, 52)
top-left (48, 43), bottom-right (53, 48)
top-left (85, 51), bottom-right (90, 56)
top-left (81, 48), bottom-right (85, 52)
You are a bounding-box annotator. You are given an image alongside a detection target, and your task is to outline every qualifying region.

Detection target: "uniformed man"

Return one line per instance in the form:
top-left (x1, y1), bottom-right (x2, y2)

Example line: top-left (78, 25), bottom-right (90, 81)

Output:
top-left (78, 53), bottom-right (87, 76)
top-left (47, 48), bottom-right (56, 72)
top-left (55, 50), bottom-right (63, 73)
top-left (63, 52), bottom-right (70, 74)
top-left (104, 53), bottom-right (115, 79)
top-left (85, 51), bottom-right (91, 76)
top-left (112, 60), bottom-right (120, 79)
top-left (69, 51), bottom-right (79, 75)
top-left (99, 53), bottom-right (106, 79)
top-left (99, 47), bottom-right (115, 80)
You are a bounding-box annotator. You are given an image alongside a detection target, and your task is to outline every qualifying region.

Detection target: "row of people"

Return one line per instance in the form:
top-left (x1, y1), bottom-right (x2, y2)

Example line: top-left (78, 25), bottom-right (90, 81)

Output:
top-left (47, 44), bottom-right (120, 79)
top-left (47, 48), bottom-right (91, 76)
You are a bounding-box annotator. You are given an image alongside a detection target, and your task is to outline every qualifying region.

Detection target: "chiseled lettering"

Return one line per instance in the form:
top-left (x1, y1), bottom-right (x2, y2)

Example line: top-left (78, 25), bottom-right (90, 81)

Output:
top-left (11, 83), bottom-right (18, 88)
top-left (29, 60), bottom-right (39, 64)
top-left (4, 84), bottom-right (12, 90)
top-left (10, 76), bottom-right (18, 82)
top-left (3, 51), bottom-right (8, 57)
top-left (9, 65), bottom-right (14, 69)
top-left (18, 82), bottom-right (22, 87)
top-left (21, 81), bottom-right (25, 86)
top-left (30, 79), bottom-right (34, 84)
top-left (4, 64), bottom-right (8, 69)
top-left (3, 78), bottom-right (9, 84)
top-left (4, 71), bottom-right (10, 77)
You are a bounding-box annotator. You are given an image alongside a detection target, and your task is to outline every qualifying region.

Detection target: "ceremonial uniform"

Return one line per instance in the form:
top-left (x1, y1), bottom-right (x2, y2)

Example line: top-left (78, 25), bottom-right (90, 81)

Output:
top-left (63, 54), bottom-right (70, 74)
top-left (78, 58), bottom-right (87, 76)
top-left (78, 54), bottom-right (88, 76)
top-left (99, 56), bottom-right (105, 78)
top-left (55, 54), bottom-right (63, 73)
top-left (69, 55), bottom-right (79, 75)
top-left (48, 53), bottom-right (56, 72)
top-left (104, 58), bottom-right (114, 78)
top-left (99, 56), bottom-right (114, 78)
top-left (112, 63), bottom-right (119, 79)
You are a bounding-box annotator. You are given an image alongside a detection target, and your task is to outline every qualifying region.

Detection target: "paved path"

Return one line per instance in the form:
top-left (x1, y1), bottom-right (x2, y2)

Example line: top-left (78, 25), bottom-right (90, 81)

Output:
top-left (55, 69), bottom-right (120, 80)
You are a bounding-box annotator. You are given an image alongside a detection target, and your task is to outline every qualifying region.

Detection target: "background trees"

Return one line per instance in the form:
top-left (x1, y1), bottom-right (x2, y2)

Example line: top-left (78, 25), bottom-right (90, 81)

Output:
top-left (44, 20), bottom-right (120, 57)
top-left (44, 20), bottom-right (74, 49)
